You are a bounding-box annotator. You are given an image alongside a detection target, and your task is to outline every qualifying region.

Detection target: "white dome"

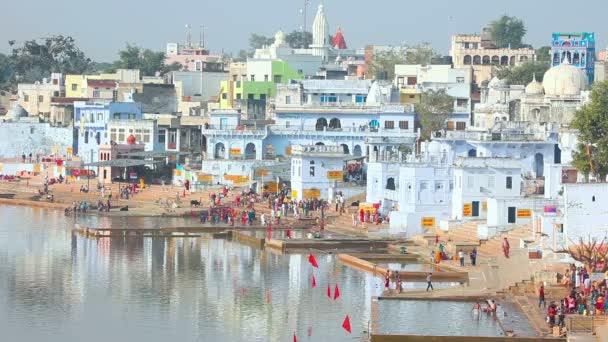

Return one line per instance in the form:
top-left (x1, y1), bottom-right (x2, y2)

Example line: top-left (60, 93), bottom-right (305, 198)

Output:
top-left (272, 30), bottom-right (286, 47)
top-left (525, 74), bottom-right (544, 95)
top-left (542, 59), bottom-right (588, 96)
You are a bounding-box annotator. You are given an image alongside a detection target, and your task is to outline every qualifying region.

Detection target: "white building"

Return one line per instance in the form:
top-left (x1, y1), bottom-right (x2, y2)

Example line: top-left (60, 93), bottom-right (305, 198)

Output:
top-left (291, 144), bottom-right (345, 201)
top-left (563, 183), bottom-right (608, 246)
top-left (452, 157), bottom-right (521, 221)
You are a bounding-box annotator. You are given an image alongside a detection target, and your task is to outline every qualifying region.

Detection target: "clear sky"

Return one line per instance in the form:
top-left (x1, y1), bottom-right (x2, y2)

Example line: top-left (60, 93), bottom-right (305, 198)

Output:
top-left (1, 0), bottom-right (606, 62)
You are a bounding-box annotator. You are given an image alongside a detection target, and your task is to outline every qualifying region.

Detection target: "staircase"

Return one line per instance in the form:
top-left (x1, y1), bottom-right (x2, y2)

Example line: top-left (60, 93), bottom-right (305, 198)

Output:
top-left (477, 224), bottom-right (533, 258)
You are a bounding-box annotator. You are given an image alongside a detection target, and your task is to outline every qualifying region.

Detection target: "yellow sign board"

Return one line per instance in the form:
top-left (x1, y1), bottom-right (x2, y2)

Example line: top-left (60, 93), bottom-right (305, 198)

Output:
top-left (197, 174), bottom-right (213, 182)
top-left (421, 217), bottom-right (436, 227)
top-left (358, 203), bottom-right (376, 212)
top-left (256, 169), bottom-right (269, 176)
top-left (517, 209), bottom-right (532, 218)
top-left (327, 171), bottom-right (343, 180)
top-left (463, 203), bottom-right (472, 217)
top-left (173, 169), bottom-right (182, 176)
top-left (230, 148), bottom-right (241, 155)
top-left (482, 201), bottom-right (487, 212)
top-left (303, 189), bottom-right (321, 199)
top-left (234, 177), bottom-right (249, 184)
top-left (266, 182), bottom-right (279, 192)
top-left (33, 163), bottom-right (41, 173)
top-left (291, 190), bottom-right (298, 199)
top-left (225, 174), bottom-right (249, 183)
top-left (67, 147), bottom-right (73, 155)
top-left (285, 146), bottom-right (292, 155)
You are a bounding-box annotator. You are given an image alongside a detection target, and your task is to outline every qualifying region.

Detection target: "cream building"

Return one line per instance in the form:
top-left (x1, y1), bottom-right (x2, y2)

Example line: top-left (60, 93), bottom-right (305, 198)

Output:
top-left (17, 73), bottom-right (64, 117)
top-left (450, 33), bottom-right (536, 85)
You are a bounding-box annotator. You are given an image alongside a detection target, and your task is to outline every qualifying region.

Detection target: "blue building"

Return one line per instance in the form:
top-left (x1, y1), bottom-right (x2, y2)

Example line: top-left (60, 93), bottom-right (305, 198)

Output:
top-left (74, 101), bottom-right (143, 163)
top-left (550, 32), bottom-right (596, 83)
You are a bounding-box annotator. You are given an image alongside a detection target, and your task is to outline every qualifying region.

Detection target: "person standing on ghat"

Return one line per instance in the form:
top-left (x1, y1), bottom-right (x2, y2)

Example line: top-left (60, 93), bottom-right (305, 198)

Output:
top-left (426, 273), bottom-right (434, 291)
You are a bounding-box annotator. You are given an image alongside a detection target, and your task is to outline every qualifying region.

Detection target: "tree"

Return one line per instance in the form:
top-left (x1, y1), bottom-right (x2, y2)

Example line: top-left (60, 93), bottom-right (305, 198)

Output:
top-left (233, 49), bottom-right (250, 62)
top-left (566, 236), bottom-right (608, 274)
top-left (8, 35), bottom-right (91, 87)
top-left (368, 48), bottom-right (406, 80)
top-left (112, 44), bottom-right (181, 77)
top-left (488, 15), bottom-right (527, 49)
top-left (416, 89), bottom-right (454, 139)
top-left (285, 31), bottom-right (312, 49)
top-left (249, 34), bottom-right (274, 51)
top-left (0, 53), bottom-right (12, 90)
top-left (536, 46), bottom-right (551, 63)
top-left (405, 43), bottom-right (440, 65)
top-left (495, 61), bottom-right (550, 85)
top-left (571, 81), bottom-right (608, 182)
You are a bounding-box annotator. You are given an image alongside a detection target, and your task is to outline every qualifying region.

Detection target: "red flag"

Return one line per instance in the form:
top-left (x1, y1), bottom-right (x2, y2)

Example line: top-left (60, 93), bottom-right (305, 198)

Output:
top-left (307, 327), bottom-right (312, 337)
top-left (333, 284), bottom-right (340, 300)
top-left (327, 284), bottom-right (331, 298)
top-left (342, 315), bottom-right (352, 333)
top-left (308, 253), bottom-right (319, 268)
top-left (293, 332), bottom-right (297, 342)
top-left (311, 275), bottom-right (317, 288)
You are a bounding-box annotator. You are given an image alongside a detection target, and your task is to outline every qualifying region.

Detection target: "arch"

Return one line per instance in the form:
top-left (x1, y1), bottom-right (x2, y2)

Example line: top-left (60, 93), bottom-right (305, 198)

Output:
top-left (473, 55), bottom-right (481, 65)
top-left (553, 53), bottom-right (560, 64)
top-left (353, 145), bottom-right (362, 157)
top-left (554, 144), bottom-right (562, 164)
top-left (468, 149), bottom-right (477, 157)
top-left (482, 56), bottom-right (491, 65)
top-left (519, 56), bottom-right (528, 62)
top-left (341, 144), bottom-right (350, 155)
top-left (572, 52), bottom-right (580, 65)
top-left (315, 142), bottom-right (325, 146)
top-left (490, 56), bottom-right (499, 65)
top-left (373, 146), bottom-right (379, 160)
top-left (502, 116), bottom-right (508, 121)
top-left (534, 153), bottom-right (544, 178)
top-left (463, 55), bottom-right (472, 65)
top-left (509, 56), bottom-right (516, 66)
top-left (214, 142), bottom-right (226, 159)
top-left (245, 142), bottom-right (256, 160)
top-left (500, 56), bottom-right (509, 65)
top-left (329, 118), bottom-right (341, 129)
top-left (386, 177), bottom-right (396, 190)
top-left (315, 118), bottom-right (328, 131)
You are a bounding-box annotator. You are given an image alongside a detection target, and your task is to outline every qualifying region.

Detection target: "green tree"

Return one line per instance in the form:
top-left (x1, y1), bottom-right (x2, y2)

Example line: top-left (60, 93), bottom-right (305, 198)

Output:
top-left (571, 81), bottom-right (608, 182)
top-left (416, 89), bottom-right (454, 139)
top-left (249, 34), bottom-right (274, 51)
top-left (112, 44), bottom-right (181, 76)
top-left (536, 46), bottom-right (551, 63)
top-left (495, 61), bottom-right (550, 85)
top-left (368, 48), bottom-right (406, 80)
top-left (405, 43), bottom-right (440, 65)
top-left (285, 31), bottom-right (313, 49)
top-left (8, 35), bottom-right (91, 87)
top-left (0, 53), bottom-right (12, 90)
top-left (488, 15), bottom-right (527, 48)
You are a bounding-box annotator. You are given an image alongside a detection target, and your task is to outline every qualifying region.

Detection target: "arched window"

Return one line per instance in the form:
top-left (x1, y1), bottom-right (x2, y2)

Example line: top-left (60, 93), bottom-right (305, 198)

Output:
top-left (473, 55), bottom-right (481, 65)
top-left (386, 178), bottom-right (396, 190)
top-left (329, 118), bottom-right (341, 129)
top-left (500, 56), bottom-right (509, 65)
top-left (309, 160), bottom-right (315, 176)
top-left (490, 56), bottom-right (499, 65)
top-left (463, 55), bottom-right (472, 65)
top-left (315, 118), bottom-right (328, 131)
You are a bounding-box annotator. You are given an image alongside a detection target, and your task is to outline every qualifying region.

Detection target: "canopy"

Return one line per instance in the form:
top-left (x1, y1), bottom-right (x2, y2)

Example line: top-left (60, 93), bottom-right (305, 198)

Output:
top-left (118, 151), bottom-right (189, 158)
top-left (369, 120), bottom-right (379, 127)
top-left (83, 159), bottom-right (163, 168)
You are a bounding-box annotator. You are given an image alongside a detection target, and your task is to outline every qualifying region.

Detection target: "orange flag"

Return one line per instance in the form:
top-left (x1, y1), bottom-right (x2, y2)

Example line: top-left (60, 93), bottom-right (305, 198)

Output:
top-left (342, 315), bottom-right (352, 333)
top-left (334, 284), bottom-right (340, 301)
top-left (308, 253), bottom-right (319, 268)
top-left (311, 275), bottom-right (317, 288)
top-left (326, 284), bottom-right (331, 298)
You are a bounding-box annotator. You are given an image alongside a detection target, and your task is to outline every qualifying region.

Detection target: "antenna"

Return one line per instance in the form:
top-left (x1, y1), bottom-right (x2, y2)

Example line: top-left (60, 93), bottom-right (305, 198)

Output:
top-left (302, 0), bottom-right (309, 33)
top-left (185, 24), bottom-right (192, 48)
top-left (199, 25), bottom-right (205, 48)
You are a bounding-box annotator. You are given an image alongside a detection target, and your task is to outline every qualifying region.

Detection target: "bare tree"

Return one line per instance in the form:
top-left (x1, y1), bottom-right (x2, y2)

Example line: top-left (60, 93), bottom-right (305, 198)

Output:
top-left (566, 236), bottom-right (608, 274)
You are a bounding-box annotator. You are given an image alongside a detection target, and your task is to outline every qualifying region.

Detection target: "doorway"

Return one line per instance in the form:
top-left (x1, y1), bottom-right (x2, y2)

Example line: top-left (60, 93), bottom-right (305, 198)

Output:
top-left (472, 201), bottom-right (480, 217)
top-left (508, 207), bottom-right (516, 224)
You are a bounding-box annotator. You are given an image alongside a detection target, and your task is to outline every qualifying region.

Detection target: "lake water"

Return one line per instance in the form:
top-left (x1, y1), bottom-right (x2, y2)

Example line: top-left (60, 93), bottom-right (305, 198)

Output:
top-left (0, 205), bottom-right (533, 341)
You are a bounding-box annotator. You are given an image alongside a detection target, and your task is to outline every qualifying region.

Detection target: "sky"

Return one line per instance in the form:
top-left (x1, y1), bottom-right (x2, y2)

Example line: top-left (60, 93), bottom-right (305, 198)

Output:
top-left (1, 0), bottom-right (607, 62)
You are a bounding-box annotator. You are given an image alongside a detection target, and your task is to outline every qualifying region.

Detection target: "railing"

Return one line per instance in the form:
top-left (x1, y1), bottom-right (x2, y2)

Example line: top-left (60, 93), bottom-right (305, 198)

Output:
top-left (567, 316), bottom-right (608, 334)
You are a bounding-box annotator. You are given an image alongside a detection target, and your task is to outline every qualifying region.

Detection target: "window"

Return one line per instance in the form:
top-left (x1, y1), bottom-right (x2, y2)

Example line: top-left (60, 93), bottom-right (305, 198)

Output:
top-left (467, 176), bottom-right (474, 189)
top-left (488, 176), bottom-right (495, 188)
top-left (221, 93), bottom-right (227, 100)
top-left (355, 95), bottom-right (366, 103)
top-left (92, 90), bottom-right (100, 98)
top-left (84, 131), bottom-right (89, 144)
top-left (128, 113), bottom-right (136, 120)
top-left (23, 94), bottom-right (29, 102)
top-left (397, 77), bottom-right (404, 86)
top-left (309, 160), bottom-right (315, 177)
top-left (113, 113), bottom-right (121, 119)
top-left (158, 129), bottom-right (166, 144)
top-left (456, 77), bottom-right (465, 84)
top-left (143, 129), bottom-right (150, 143)
top-left (285, 121), bottom-right (290, 128)
top-left (384, 121), bottom-right (394, 129)
top-left (110, 128), bottom-right (117, 142)
top-left (71, 84), bottom-right (78, 91)
top-left (38, 95), bottom-right (44, 103)
top-left (248, 94), bottom-right (255, 100)
top-left (260, 94), bottom-right (266, 101)
top-left (285, 96), bottom-right (291, 104)
top-left (118, 128), bottom-right (125, 142)
top-left (506, 176), bottom-right (513, 189)
top-left (592, 195), bottom-right (596, 202)
top-left (456, 99), bottom-right (468, 107)
top-left (399, 121), bottom-right (409, 129)
top-left (408, 95), bottom-right (415, 99)
top-left (236, 93), bottom-right (242, 100)
top-left (456, 122), bottom-right (466, 130)
top-left (236, 81), bottom-right (241, 88)
top-left (273, 75), bottom-right (281, 83)
top-left (250, 75), bottom-right (255, 82)
top-left (112, 90), bottom-right (118, 101)
top-left (407, 77), bottom-right (417, 85)
top-left (97, 113), bottom-right (104, 122)
top-left (89, 113), bottom-right (95, 122)
top-left (264, 75), bottom-right (269, 82)
top-left (232, 75), bottom-right (237, 81)
top-left (30, 127), bottom-right (35, 134)
top-left (297, 69), bottom-right (303, 74)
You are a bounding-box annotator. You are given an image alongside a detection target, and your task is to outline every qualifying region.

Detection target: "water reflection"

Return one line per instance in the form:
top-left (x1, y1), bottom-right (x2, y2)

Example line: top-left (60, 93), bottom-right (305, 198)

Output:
top-left (0, 206), bottom-right (379, 342)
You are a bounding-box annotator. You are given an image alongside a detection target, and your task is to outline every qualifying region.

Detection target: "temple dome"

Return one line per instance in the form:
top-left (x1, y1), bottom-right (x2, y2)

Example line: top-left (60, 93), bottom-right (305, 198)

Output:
top-left (332, 27), bottom-right (347, 49)
top-left (10, 104), bottom-right (29, 121)
top-left (542, 59), bottom-right (588, 96)
top-left (272, 30), bottom-right (286, 47)
top-left (488, 76), bottom-right (508, 88)
top-left (525, 74), bottom-right (544, 95)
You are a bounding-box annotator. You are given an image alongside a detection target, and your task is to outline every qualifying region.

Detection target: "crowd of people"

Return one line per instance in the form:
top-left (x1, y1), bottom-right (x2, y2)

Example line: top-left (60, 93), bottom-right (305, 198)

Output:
top-left (430, 240), bottom-right (478, 267)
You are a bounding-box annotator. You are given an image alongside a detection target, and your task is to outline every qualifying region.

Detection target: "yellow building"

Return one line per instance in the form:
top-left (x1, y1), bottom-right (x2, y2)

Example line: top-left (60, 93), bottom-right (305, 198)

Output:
top-left (65, 69), bottom-right (140, 98)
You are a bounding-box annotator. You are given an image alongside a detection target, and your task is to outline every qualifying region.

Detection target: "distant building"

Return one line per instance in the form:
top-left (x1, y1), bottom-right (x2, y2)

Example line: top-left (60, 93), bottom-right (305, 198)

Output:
top-left (65, 69), bottom-right (140, 99)
top-left (17, 73), bottom-right (64, 117)
top-left (550, 32), bottom-right (595, 84)
top-left (563, 183), bottom-right (608, 246)
top-left (450, 31), bottom-right (536, 85)
top-left (290, 145), bottom-right (346, 201)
